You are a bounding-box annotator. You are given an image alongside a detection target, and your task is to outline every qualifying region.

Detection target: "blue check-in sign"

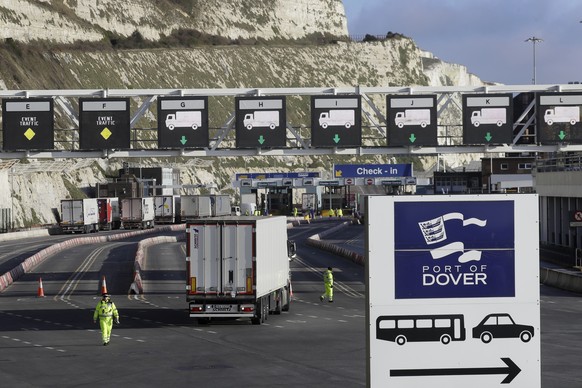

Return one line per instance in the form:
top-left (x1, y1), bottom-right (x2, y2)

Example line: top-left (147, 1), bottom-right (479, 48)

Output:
top-left (334, 163), bottom-right (412, 178)
top-left (394, 201), bottom-right (515, 299)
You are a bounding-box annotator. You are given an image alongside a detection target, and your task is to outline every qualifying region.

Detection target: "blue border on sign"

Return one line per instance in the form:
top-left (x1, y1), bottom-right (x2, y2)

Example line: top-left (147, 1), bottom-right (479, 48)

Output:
top-left (394, 200), bottom-right (515, 299)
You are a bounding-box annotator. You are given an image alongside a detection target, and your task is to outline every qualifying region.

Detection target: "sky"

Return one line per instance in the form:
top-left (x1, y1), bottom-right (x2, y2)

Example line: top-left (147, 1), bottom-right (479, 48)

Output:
top-left (343, 0), bottom-right (582, 85)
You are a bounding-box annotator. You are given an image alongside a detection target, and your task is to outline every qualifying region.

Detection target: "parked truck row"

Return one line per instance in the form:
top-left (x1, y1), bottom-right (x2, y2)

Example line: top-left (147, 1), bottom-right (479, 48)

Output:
top-left (59, 194), bottom-right (232, 233)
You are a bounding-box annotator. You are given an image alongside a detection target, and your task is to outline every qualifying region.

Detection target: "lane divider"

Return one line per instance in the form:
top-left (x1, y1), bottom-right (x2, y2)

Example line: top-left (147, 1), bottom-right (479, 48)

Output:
top-left (0, 224), bottom-right (186, 293)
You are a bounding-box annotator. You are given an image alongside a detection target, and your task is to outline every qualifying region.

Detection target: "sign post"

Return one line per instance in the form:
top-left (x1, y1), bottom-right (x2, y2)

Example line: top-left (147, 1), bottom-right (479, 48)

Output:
top-left (366, 194), bottom-right (540, 387)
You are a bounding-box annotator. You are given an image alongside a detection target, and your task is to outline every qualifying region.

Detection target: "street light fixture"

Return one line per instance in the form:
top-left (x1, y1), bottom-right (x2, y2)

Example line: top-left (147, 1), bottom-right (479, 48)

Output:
top-left (525, 36), bottom-right (543, 84)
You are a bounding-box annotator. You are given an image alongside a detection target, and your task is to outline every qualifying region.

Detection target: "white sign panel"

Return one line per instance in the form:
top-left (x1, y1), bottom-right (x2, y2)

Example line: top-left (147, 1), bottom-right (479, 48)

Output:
top-left (366, 194), bottom-right (540, 388)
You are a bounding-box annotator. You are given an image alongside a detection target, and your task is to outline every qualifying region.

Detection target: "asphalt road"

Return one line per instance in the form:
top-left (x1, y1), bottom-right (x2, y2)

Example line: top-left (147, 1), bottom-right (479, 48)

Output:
top-left (0, 220), bottom-right (366, 387)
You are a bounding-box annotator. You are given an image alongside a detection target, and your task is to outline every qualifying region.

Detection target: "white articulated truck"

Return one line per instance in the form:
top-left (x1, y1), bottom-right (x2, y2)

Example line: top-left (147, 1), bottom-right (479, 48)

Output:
top-left (186, 216), bottom-right (292, 324)
top-left (120, 197), bottom-right (155, 229)
top-left (165, 111), bottom-right (202, 130)
top-left (60, 198), bottom-right (99, 234)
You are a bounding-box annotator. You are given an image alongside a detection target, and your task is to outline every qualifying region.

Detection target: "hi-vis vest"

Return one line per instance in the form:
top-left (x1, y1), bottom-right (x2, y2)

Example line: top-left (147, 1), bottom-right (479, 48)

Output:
top-left (94, 301), bottom-right (118, 319)
top-left (324, 270), bottom-right (333, 286)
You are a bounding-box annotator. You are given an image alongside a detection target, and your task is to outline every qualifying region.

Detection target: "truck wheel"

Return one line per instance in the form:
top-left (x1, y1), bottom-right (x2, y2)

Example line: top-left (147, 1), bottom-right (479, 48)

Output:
top-left (252, 298), bottom-right (264, 325)
top-left (269, 123), bottom-right (276, 130)
top-left (168, 124), bottom-right (175, 130)
top-left (246, 124), bottom-right (253, 130)
top-left (191, 124), bottom-right (198, 130)
top-left (345, 122), bottom-right (351, 129)
top-left (282, 287), bottom-right (291, 312)
top-left (321, 122), bottom-right (328, 129)
top-left (263, 297), bottom-right (269, 321)
top-left (397, 122), bottom-right (404, 128)
top-left (546, 120), bottom-right (553, 126)
top-left (473, 121), bottom-right (480, 127)
top-left (420, 122), bottom-right (427, 128)
top-left (274, 290), bottom-right (282, 315)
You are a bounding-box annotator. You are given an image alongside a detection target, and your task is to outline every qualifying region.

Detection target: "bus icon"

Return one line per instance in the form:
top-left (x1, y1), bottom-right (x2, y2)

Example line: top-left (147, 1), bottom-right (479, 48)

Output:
top-left (376, 314), bottom-right (466, 345)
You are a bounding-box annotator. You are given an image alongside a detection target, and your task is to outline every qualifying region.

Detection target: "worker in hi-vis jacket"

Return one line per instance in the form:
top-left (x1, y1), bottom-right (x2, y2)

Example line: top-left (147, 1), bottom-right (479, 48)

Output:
top-left (320, 267), bottom-right (334, 303)
top-left (93, 293), bottom-right (119, 346)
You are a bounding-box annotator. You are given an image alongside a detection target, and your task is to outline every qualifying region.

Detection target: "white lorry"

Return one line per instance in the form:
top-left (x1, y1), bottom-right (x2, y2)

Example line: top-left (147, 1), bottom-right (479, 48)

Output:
top-left (318, 109), bottom-right (355, 129)
top-left (243, 111), bottom-right (279, 130)
top-left (186, 216), bottom-right (292, 324)
top-left (97, 197), bottom-right (120, 230)
top-left (154, 195), bottom-right (181, 224)
top-left (210, 194), bottom-right (231, 217)
top-left (470, 108), bottom-right (507, 127)
top-left (165, 111), bottom-right (202, 130)
top-left (544, 106), bottom-right (580, 126)
top-left (394, 109), bottom-right (431, 128)
top-left (181, 195), bottom-right (212, 222)
top-left (120, 197), bottom-right (155, 229)
top-left (60, 198), bottom-right (99, 234)
top-left (181, 195), bottom-right (231, 221)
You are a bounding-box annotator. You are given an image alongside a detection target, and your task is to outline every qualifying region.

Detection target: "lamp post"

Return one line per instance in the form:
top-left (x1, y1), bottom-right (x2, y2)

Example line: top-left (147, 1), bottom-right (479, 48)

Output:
top-left (525, 36), bottom-right (543, 84)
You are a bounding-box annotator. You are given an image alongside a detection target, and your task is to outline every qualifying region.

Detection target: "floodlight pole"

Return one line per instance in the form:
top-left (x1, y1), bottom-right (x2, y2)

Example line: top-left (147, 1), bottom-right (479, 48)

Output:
top-left (525, 36), bottom-right (543, 84)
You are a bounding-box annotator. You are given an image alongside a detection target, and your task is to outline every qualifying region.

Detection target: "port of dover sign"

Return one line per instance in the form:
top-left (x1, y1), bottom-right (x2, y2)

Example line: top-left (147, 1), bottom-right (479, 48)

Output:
top-left (366, 195), bottom-right (540, 388)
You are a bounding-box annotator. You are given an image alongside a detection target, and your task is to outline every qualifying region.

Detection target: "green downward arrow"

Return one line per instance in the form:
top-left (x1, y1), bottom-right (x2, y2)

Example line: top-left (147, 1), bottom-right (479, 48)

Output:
top-left (558, 131), bottom-right (566, 140)
top-left (180, 136), bottom-right (187, 145)
top-left (258, 135), bottom-right (265, 145)
top-left (333, 134), bottom-right (340, 143)
top-left (409, 133), bottom-right (416, 143)
top-left (485, 132), bottom-right (492, 142)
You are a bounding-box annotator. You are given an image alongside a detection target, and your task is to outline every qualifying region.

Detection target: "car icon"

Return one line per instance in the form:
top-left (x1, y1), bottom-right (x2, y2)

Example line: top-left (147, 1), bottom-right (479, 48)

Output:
top-left (472, 313), bottom-right (534, 344)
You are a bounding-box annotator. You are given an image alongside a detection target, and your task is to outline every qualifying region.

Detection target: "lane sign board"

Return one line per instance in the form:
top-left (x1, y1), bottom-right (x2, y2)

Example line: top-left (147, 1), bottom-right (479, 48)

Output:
top-left (366, 194), bottom-right (540, 388)
top-left (235, 96), bottom-right (286, 148)
top-left (79, 98), bottom-right (130, 150)
top-left (462, 94), bottom-right (513, 145)
top-left (536, 93), bottom-right (582, 144)
top-left (387, 95), bottom-right (438, 146)
top-left (158, 97), bottom-right (209, 148)
top-left (311, 96), bottom-right (361, 147)
top-left (2, 98), bottom-right (54, 150)
top-left (334, 163), bottom-right (413, 178)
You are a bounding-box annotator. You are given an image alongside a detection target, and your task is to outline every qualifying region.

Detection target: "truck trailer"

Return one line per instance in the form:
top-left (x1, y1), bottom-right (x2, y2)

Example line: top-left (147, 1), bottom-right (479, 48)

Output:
top-left (120, 197), bottom-right (155, 229)
top-left (154, 195), bottom-right (181, 224)
top-left (97, 197), bottom-right (120, 230)
top-left (181, 195), bottom-right (212, 221)
top-left (544, 106), bottom-right (580, 126)
top-left (186, 216), bottom-right (292, 324)
top-left (60, 198), bottom-right (99, 234)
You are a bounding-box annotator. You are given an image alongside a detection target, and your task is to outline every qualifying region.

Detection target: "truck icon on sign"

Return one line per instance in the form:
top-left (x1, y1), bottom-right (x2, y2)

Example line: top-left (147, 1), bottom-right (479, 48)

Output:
top-left (471, 108), bottom-right (506, 127)
top-left (394, 109), bottom-right (431, 128)
top-left (165, 111), bottom-right (202, 130)
top-left (319, 110), bottom-right (355, 129)
top-left (544, 106), bottom-right (580, 126)
top-left (243, 111), bottom-right (279, 130)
